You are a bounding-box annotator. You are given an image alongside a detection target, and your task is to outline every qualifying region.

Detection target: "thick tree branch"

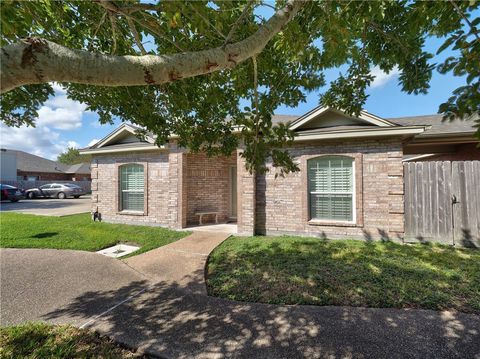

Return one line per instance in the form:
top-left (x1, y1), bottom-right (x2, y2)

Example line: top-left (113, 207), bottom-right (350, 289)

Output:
top-left (1, 0), bottom-right (304, 93)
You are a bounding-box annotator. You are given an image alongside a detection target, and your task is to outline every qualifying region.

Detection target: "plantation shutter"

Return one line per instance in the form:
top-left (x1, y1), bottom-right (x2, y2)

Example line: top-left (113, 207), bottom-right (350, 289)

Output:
top-left (308, 156), bottom-right (354, 221)
top-left (120, 164), bottom-right (144, 211)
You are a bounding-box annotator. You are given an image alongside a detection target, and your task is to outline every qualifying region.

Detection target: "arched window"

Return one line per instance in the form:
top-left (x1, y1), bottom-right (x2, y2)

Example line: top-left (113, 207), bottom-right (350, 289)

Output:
top-left (119, 164), bottom-right (144, 212)
top-left (308, 156), bottom-right (354, 222)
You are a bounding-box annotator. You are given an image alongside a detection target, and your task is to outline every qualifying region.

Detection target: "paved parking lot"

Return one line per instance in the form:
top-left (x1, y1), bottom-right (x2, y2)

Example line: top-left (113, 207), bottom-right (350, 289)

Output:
top-left (0, 196), bottom-right (91, 216)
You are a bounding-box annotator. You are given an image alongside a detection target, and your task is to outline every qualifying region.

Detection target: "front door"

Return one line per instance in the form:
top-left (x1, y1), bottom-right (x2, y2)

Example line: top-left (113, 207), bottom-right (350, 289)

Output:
top-left (230, 166), bottom-right (237, 219)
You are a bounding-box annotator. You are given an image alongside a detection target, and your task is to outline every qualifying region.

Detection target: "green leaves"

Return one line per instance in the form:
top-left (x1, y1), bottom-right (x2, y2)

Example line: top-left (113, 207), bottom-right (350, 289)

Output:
top-left (57, 147), bottom-right (90, 165)
top-left (1, 0), bottom-right (479, 173)
top-left (0, 84), bottom-right (53, 127)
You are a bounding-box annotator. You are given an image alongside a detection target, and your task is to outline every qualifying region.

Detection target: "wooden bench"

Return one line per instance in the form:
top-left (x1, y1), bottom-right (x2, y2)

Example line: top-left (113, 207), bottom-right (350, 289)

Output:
top-left (195, 211), bottom-right (220, 225)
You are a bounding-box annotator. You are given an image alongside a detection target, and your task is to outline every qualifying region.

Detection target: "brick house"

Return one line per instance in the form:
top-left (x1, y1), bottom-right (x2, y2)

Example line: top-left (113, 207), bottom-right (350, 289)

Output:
top-left (80, 107), bottom-right (479, 240)
top-left (0, 149), bottom-right (91, 182)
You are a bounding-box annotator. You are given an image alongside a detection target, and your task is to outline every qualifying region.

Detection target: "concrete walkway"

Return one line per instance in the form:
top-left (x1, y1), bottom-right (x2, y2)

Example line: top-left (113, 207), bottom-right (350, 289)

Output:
top-left (2, 235), bottom-right (480, 358)
top-left (124, 231), bottom-right (230, 295)
top-left (0, 248), bottom-right (146, 326)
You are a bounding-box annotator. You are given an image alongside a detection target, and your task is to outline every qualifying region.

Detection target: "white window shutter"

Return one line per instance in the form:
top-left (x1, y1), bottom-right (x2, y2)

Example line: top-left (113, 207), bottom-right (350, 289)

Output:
top-left (308, 156), bottom-right (354, 221)
top-left (120, 164), bottom-right (144, 211)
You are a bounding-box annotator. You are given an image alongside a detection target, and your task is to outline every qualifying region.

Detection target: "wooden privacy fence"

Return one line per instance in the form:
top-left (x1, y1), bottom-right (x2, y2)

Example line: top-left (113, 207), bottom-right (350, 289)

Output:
top-left (404, 161), bottom-right (480, 247)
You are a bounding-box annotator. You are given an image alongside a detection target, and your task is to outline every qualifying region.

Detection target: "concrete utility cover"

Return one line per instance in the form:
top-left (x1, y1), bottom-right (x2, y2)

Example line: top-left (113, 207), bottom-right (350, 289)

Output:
top-left (96, 244), bottom-right (139, 258)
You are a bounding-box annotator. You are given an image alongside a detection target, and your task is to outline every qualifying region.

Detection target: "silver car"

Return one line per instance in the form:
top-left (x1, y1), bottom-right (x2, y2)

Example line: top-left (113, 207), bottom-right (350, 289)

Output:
top-left (25, 183), bottom-right (86, 199)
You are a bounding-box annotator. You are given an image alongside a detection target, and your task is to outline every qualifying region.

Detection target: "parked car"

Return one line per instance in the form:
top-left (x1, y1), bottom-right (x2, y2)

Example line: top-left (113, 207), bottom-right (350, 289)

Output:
top-left (25, 183), bottom-right (86, 199)
top-left (0, 184), bottom-right (24, 202)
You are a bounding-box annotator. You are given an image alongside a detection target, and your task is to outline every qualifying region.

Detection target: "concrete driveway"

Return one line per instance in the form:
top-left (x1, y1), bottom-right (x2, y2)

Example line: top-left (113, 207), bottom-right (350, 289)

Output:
top-left (2, 237), bottom-right (479, 358)
top-left (0, 196), bottom-right (91, 216)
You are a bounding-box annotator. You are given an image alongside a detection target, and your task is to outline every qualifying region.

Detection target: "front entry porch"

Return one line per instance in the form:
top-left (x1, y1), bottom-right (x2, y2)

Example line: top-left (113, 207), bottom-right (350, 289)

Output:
top-left (180, 152), bottom-right (238, 229)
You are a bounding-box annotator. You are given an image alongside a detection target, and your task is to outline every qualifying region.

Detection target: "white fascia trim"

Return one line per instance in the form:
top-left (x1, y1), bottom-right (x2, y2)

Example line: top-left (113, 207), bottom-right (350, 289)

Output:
top-left (289, 106), bottom-right (329, 130)
top-left (358, 110), bottom-right (395, 127)
top-left (94, 123), bottom-right (129, 148)
top-left (79, 145), bottom-right (165, 155)
top-left (94, 124), bottom-right (155, 149)
top-left (294, 126), bottom-right (427, 142)
top-left (402, 154), bottom-right (437, 162)
top-left (289, 106), bottom-right (394, 131)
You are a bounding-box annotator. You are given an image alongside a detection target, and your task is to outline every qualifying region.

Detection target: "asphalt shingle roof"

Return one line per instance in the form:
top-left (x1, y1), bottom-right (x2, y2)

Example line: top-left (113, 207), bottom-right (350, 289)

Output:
top-left (387, 114), bottom-right (478, 136)
top-left (2, 149), bottom-right (90, 174)
top-left (271, 112), bottom-right (478, 137)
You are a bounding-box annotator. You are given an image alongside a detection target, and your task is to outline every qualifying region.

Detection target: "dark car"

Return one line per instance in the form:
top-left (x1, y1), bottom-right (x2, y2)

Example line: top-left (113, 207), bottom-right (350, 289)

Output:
top-left (25, 183), bottom-right (86, 199)
top-left (0, 184), bottom-right (24, 202)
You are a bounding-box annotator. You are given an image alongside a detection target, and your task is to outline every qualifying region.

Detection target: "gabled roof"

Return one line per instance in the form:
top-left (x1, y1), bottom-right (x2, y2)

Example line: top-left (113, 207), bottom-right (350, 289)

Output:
top-left (92, 123), bottom-right (156, 149)
top-left (288, 106), bottom-right (395, 130)
top-left (1, 149), bottom-right (90, 174)
top-left (82, 123), bottom-right (163, 154)
top-left (14, 150), bottom-right (64, 173)
top-left (77, 107), bottom-right (475, 155)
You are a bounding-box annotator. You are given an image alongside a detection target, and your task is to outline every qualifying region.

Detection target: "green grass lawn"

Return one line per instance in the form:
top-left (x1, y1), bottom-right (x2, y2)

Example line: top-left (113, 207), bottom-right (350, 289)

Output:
top-left (206, 236), bottom-right (480, 313)
top-left (0, 213), bottom-right (188, 257)
top-left (0, 322), bottom-right (149, 358)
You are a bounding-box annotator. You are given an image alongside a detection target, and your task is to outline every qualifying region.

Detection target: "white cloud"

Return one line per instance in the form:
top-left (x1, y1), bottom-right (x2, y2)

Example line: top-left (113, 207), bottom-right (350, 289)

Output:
top-left (369, 66), bottom-right (400, 88)
top-left (1, 85), bottom-right (91, 159)
top-left (0, 122), bottom-right (65, 160)
top-left (88, 138), bottom-right (100, 147)
top-left (51, 82), bottom-right (67, 94)
top-left (67, 140), bottom-right (80, 149)
top-left (35, 94), bottom-right (88, 130)
top-left (37, 105), bottom-right (83, 130)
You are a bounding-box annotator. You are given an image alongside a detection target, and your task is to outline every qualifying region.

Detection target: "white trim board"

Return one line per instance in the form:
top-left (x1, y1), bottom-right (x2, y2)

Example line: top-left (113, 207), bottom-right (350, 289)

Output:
top-left (294, 126), bottom-right (427, 141)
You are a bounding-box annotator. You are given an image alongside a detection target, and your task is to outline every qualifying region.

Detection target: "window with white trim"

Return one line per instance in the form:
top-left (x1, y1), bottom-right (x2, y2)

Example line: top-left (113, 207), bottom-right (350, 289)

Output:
top-left (308, 156), bottom-right (354, 222)
top-left (119, 164), bottom-right (144, 212)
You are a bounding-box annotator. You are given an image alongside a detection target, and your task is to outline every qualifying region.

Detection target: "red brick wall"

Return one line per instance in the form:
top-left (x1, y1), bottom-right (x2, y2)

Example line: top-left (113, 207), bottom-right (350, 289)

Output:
top-left (254, 138), bottom-right (405, 241)
top-left (17, 171), bottom-right (91, 181)
top-left (17, 171), bottom-right (72, 181)
top-left (237, 149), bottom-right (256, 235)
top-left (92, 139), bottom-right (405, 241)
top-left (185, 152), bottom-right (237, 225)
top-left (92, 148), bottom-right (237, 228)
top-left (91, 150), bottom-right (177, 227)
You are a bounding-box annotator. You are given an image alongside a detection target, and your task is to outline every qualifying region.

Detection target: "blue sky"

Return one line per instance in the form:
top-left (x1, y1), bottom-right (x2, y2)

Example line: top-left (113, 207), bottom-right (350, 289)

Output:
top-left (0, 10), bottom-right (471, 160)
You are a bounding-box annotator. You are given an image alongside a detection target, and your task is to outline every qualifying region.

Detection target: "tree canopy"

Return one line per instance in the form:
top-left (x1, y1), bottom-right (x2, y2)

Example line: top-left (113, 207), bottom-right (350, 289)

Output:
top-left (57, 146), bottom-right (91, 165)
top-left (1, 0), bottom-right (479, 173)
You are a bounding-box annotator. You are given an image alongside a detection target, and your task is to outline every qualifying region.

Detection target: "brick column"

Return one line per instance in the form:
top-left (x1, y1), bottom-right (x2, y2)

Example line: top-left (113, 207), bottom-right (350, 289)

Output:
top-left (90, 159), bottom-right (98, 213)
top-left (168, 143), bottom-right (187, 229)
top-left (387, 147), bottom-right (405, 236)
top-left (237, 149), bottom-right (256, 236)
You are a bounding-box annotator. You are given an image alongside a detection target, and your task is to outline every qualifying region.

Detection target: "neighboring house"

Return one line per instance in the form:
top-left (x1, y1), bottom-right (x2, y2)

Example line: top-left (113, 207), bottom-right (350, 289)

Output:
top-left (80, 107), bottom-right (479, 242)
top-left (394, 114), bottom-right (480, 162)
top-left (0, 149), bottom-right (17, 181)
top-left (0, 149), bottom-right (91, 182)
